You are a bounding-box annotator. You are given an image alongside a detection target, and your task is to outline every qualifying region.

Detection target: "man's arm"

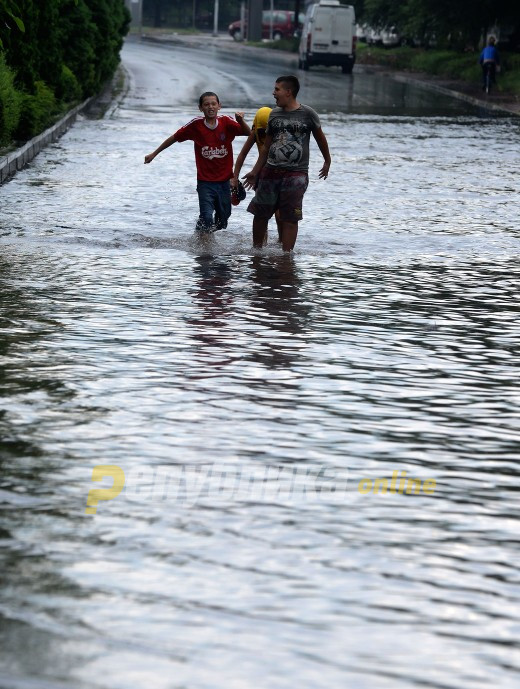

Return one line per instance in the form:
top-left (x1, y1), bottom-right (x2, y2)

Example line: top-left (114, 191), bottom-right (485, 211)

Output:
top-left (242, 134), bottom-right (272, 189)
top-left (144, 133), bottom-right (178, 164)
top-left (313, 128), bottom-right (331, 180)
top-left (232, 133), bottom-right (256, 188)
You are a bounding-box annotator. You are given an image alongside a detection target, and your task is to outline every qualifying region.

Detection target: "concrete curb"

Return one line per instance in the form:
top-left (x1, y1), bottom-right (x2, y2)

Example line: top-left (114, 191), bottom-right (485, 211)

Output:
top-left (0, 65), bottom-right (128, 185)
top-left (363, 67), bottom-right (520, 117)
top-left (397, 74), bottom-right (520, 116)
top-left (0, 98), bottom-right (92, 185)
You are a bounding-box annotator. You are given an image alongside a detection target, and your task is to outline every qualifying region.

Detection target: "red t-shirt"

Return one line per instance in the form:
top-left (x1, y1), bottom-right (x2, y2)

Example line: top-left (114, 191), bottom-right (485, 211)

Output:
top-left (174, 115), bottom-right (242, 182)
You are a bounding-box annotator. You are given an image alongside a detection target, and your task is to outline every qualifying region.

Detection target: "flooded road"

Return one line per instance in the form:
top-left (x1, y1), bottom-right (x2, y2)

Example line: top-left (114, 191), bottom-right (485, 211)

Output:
top-left (1, 39), bottom-right (519, 689)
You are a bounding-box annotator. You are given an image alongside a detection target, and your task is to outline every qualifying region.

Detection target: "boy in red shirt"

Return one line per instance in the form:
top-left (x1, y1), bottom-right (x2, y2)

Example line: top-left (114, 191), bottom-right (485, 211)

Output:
top-left (144, 92), bottom-right (250, 232)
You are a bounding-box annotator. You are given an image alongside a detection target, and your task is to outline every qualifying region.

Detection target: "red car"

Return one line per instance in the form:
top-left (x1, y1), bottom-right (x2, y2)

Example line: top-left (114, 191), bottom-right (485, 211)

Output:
top-left (228, 10), bottom-right (304, 41)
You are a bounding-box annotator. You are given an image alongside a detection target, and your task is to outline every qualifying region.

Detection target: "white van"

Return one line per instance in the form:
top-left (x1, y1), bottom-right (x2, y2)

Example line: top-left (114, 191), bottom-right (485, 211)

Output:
top-left (298, 0), bottom-right (356, 74)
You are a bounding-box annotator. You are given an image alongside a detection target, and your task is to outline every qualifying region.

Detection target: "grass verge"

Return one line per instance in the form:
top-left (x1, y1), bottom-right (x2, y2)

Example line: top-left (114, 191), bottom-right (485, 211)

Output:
top-left (356, 43), bottom-right (520, 96)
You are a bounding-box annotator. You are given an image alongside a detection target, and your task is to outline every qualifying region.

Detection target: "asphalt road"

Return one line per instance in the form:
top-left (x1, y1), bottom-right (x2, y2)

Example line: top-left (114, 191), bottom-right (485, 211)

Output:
top-left (0, 31), bottom-right (519, 689)
top-left (122, 36), bottom-right (481, 117)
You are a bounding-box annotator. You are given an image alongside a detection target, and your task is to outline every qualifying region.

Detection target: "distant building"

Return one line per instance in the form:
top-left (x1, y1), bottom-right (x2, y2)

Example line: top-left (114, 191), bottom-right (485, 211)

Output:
top-left (124, 0), bottom-right (142, 29)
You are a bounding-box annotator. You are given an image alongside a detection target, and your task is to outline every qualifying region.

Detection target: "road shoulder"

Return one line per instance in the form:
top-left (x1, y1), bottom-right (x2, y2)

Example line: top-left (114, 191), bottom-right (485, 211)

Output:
top-left (0, 64), bottom-right (128, 185)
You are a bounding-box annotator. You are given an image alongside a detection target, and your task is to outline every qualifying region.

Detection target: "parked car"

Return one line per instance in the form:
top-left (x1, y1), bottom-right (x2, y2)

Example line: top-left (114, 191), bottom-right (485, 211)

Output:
top-left (355, 24), bottom-right (370, 42)
top-left (380, 27), bottom-right (401, 47)
top-left (366, 26), bottom-right (402, 48)
top-left (228, 10), bottom-right (304, 42)
top-left (365, 26), bottom-right (381, 45)
top-left (409, 34), bottom-right (437, 48)
top-left (299, 0), bottom-right (356, 74)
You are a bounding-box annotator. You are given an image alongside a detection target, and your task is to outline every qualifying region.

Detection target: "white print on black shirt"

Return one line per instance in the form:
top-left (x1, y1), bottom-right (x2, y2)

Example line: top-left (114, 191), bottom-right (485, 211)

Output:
top-left (202, 145), bottom-right (228, 160)
top-left (268, 118), bottom-right (310, 166)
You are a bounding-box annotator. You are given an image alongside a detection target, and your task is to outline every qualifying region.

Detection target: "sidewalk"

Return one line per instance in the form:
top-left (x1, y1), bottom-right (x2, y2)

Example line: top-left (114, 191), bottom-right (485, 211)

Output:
top-left (141, 31), bottom-right (520, 117)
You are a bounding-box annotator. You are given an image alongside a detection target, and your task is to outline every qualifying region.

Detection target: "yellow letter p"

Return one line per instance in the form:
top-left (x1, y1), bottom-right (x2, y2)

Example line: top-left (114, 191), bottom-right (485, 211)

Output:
top-left (85, 465), bottom-right (125, 515)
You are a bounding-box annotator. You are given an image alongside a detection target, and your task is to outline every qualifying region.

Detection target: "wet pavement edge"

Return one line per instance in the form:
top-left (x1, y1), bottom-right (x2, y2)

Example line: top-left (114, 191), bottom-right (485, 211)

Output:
top-left (0, 64), bottom-right (128, 186)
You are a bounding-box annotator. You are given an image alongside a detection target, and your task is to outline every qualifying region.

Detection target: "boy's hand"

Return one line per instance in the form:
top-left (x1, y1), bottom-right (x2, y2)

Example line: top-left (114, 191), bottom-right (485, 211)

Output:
top-left (242, 170), bottom-right (257, 190)
top-left (230, 177), bottom-right (238, 188)
top-left (235, 111), bottom-right (245, 122)
top-left (144, 153), bottom-right (156, 164)
top-left (318, 162), bottom-right (330, 179)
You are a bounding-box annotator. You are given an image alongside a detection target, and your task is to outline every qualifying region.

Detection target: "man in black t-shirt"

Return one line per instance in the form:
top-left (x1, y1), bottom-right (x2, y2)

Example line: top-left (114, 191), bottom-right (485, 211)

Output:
top-left (243, 75), bottom-right (331, 251)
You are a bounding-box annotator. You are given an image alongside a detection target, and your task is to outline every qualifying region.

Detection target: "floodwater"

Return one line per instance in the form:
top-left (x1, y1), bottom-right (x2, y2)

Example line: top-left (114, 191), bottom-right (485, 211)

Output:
top-left (1, 39), bottom-right (519, 689)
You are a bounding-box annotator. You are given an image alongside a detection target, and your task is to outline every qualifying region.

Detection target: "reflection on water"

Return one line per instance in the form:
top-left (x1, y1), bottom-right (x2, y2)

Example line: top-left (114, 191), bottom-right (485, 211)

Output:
top-left (191, 255), bottom-right (234, 335)
top-left (1, 45), bottom-right (520, 689)
top-left (246, 255), bottom-right (311, 371)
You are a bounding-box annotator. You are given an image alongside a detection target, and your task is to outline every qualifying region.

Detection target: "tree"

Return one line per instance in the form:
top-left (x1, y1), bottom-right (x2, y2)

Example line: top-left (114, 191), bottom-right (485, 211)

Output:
top-left (360, 0), bottom-right (520, 49)
top-left (0, 0), bottom-right (129, 143)
top-left (0, 0), bottom-right (25, 49)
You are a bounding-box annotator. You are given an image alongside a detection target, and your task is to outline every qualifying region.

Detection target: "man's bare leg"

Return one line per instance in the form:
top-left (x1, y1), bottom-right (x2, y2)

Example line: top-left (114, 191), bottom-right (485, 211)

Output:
top-left (253, 217), bottom-right (269, 247)
top-left (281, 222), bottom-right (298, 252)
top-left (275, 210), bottom-right (283, 243)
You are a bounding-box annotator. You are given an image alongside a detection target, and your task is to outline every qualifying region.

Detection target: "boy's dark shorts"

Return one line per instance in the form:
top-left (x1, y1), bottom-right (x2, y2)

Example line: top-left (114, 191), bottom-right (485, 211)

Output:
top-left (247, 167), bottom-right (309, 223)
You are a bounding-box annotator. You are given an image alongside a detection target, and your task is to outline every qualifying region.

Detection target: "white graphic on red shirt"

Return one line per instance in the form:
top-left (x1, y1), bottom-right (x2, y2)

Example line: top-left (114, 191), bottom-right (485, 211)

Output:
top-left (202, 145), bottom-right (228, 160)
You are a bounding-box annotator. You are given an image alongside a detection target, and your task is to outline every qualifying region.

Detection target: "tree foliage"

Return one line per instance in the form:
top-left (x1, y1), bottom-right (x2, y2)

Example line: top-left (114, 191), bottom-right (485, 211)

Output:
top-left (358, 0), bottom-right (520, 49)
top-left (0, 0), bottom-right (129, 144)
top-left (0, 1), bottom-right (25, 49)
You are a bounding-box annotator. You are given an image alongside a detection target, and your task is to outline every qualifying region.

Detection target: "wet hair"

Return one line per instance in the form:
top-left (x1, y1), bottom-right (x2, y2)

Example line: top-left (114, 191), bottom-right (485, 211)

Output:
top-left (199, 91), bottom-right (220, 107)
top-left (276, 75), bottom-right (300, 98)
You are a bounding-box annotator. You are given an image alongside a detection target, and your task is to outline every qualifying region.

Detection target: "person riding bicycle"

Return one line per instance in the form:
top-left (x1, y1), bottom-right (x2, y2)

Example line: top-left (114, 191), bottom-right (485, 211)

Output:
top-left (479, 36), bottom-right (500, 90)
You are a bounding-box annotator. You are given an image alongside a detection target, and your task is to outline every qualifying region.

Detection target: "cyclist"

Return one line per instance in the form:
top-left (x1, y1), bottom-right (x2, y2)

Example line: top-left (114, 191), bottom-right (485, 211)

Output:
top-left (479, 36), bottom-right (500, 91)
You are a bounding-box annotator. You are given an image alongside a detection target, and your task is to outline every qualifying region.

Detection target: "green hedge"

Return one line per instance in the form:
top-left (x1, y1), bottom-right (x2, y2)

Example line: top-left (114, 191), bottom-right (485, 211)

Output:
top-left (0, 0), bottom-right (130, 149)
top-left (56, 65), bottom-right (82, 104)
top-left (0, 51), bottom-right (21, 147)
top-left (16, 80), bottom-right (57, 139)
top-left (500, 54), bottom-right (520, 94)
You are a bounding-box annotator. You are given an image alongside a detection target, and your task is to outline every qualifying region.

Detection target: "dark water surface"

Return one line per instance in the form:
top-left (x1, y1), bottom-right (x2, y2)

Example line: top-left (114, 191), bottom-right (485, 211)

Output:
top-left (1, 40), bottom-right (519, 689)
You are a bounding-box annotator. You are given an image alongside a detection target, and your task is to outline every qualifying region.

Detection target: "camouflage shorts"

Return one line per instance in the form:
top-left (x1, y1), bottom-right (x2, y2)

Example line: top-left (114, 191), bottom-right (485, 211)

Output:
top-left (247, 167), bottom-right (309, 223)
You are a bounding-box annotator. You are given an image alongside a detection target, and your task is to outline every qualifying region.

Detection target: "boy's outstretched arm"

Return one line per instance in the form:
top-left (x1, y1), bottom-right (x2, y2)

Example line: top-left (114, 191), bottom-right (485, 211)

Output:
top-left (235, 112), bottom-right (251, 136)
top-left (313, 128), bottom-right (331, 179)
top-left (144, 133), bottom-right (178, 164)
